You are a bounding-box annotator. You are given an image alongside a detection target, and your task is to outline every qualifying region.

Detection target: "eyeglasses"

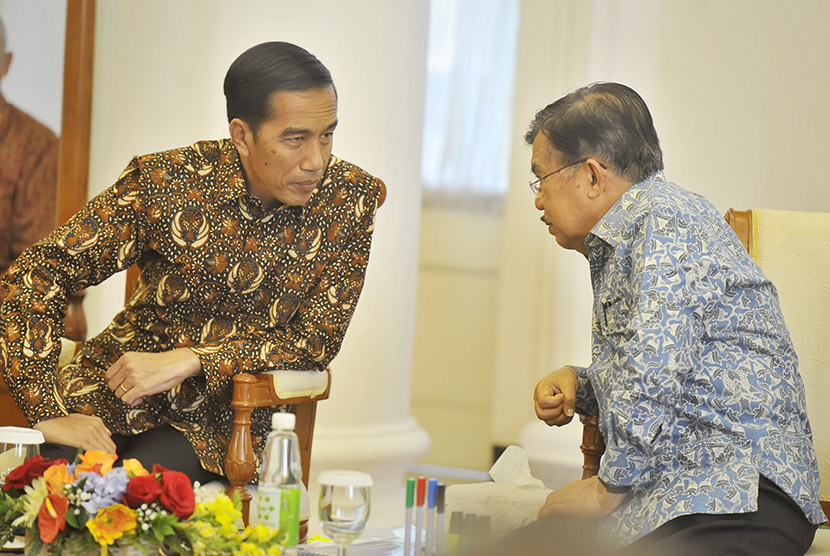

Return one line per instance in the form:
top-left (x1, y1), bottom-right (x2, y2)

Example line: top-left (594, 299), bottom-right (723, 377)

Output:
top-left (529, 158), bottom-right (606, 196)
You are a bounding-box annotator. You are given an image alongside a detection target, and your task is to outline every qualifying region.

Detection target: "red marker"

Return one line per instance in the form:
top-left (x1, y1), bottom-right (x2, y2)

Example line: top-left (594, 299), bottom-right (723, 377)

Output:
top-left (415, 476), bottom-right (426, 555)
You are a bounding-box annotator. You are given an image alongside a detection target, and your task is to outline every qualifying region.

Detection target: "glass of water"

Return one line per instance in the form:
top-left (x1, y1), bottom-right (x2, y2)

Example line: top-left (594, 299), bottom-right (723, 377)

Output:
top-left (317, 470), bottom-right (372, 556)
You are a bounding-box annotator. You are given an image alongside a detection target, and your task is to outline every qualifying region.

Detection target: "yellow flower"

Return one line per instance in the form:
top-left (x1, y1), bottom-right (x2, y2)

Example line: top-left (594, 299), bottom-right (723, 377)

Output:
top-left (235, 542), bottom-right (263, 556)
top-left (121, 458), bottom-right (149, 477)
top-left (86, 504), bottom-right (137, 549)
top-left (42, 463), bottom-right (72, 494)
top-left (77, 451), bottom-right (119, 475)
top-left (244, 524), bottom-right (277, 544)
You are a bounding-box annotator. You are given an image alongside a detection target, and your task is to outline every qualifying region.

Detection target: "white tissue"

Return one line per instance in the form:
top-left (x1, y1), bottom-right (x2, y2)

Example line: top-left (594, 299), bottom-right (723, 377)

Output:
top-left (445, 445), bottom-right (552, 535)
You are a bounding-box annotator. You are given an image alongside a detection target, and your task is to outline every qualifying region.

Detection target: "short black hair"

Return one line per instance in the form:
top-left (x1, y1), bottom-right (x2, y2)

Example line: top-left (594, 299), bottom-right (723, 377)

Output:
top-left (525, 82), bottom-right (663, 184)
top-left (223, 42), bottom-right (335, 134)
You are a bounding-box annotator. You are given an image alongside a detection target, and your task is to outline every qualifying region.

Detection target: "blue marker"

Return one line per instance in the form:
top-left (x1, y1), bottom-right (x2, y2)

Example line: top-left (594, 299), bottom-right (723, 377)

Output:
top-left (425, 478), bottom-right (438, 555)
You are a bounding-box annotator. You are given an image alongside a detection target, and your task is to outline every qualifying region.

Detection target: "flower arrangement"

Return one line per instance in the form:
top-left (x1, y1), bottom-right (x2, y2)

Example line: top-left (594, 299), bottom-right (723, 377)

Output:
top-left (0, 451), bottom-right (282, 556)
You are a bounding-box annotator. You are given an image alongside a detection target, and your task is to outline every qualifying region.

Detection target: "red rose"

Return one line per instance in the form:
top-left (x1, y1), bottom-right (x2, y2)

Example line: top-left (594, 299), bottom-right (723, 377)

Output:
top-left (122, 474), bottom-right (163, 508)
top-left (157, 467), bottom-right (195, 519)
top-left (3, 456), bottom-right (68, 491)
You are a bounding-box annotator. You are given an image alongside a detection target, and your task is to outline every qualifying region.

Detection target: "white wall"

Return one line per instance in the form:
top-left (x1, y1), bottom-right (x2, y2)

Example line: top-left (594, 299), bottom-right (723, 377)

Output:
top-left (0, 0), bottom-right (66, 134)
top-left (494, 0), bottom-right (830, 470)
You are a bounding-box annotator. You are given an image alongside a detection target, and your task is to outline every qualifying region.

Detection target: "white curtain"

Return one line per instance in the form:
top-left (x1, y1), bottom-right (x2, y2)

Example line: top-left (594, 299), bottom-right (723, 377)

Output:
top-left (421, 0), bottom-right (520, 197)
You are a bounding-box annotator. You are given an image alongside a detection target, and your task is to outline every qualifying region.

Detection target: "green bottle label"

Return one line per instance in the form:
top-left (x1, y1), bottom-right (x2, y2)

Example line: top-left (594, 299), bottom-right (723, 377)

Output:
top-left (278, 487), bottom-right (300, 546)
top-left (258, 486), bottom-right (300, 546)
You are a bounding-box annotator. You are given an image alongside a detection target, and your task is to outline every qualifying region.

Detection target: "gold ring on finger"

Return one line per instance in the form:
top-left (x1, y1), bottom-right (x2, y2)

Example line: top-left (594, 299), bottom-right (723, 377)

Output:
top-left (120, 384), bottom-right (129, 393)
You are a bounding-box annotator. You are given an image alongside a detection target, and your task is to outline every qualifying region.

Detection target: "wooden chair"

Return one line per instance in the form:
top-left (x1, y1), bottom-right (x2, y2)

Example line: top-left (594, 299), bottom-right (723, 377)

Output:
top-left (579, 208), bottom-right (830, 519)
top-left (128, 187), bottom-right (384, 526)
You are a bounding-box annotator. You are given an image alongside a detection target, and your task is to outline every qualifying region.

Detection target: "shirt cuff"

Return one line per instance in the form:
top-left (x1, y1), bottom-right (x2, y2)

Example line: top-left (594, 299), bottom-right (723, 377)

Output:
top-left (598, 476), bottom-right (632, 494)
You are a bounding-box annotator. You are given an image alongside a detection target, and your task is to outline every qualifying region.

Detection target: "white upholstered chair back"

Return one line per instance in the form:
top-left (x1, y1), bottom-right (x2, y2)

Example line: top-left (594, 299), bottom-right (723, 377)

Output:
top-left (740, 209), bottom-right (830, 513)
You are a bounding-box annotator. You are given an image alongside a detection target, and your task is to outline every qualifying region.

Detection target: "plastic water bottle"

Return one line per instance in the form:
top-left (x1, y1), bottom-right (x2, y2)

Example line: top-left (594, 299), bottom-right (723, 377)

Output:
top-left (258, 412), bottom-right (302, 547)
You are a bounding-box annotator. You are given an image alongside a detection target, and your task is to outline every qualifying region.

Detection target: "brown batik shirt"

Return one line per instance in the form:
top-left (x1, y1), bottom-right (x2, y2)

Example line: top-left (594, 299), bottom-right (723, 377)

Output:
top-left (0, 139), bottom-right (383, 475)
top-left (0, 96), bottom-right (59, 302)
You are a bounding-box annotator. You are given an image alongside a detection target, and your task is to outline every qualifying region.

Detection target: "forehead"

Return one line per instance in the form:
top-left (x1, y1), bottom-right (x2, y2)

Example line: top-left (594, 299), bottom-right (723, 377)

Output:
top-left (530, 133), bottom-right (557, 175)
top-left (264, 86), bottom-right (338, 131)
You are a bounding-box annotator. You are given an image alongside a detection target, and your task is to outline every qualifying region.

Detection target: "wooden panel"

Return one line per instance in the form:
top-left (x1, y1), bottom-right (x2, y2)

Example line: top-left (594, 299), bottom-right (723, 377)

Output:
top-left (55, 0), bottom-right (96, 226)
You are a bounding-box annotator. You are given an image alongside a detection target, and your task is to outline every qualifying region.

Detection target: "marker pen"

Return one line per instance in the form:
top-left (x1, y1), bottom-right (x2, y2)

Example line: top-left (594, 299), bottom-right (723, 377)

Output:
top-left (425, 478), bottom-right (438, 555)
top-left (435, 483), bottom-right (446, 556)
top-left (415, 476), bottom-right (426, 556)
top-left (404, 477), bottom-right (415, 555)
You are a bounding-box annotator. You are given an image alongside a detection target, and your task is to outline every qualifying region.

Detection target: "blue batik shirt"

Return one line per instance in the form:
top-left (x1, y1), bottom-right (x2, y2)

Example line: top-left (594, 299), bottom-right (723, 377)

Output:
top-left (572, 172), bottom-right (826, 545)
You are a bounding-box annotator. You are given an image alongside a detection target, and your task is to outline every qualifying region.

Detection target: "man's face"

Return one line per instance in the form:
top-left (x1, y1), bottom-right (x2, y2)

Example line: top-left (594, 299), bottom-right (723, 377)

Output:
top-left (531, 134), bottom-right (595, 254)
top-left (237, 85), bottom-right (338, 209)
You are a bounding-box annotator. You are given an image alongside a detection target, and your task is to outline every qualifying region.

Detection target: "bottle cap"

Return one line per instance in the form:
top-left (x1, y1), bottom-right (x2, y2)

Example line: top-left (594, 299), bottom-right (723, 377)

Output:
top-left (271, 412), bottom-right (296, 431)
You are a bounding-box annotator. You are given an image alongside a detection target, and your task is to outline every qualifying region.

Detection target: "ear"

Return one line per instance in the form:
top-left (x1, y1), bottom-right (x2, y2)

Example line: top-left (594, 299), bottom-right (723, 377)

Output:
top-left (229, 118), bottom-right (253, 158)
top-left (0, 52), bottom-right (12, 80)
top-left (584, 158), bottom-right (606, 200)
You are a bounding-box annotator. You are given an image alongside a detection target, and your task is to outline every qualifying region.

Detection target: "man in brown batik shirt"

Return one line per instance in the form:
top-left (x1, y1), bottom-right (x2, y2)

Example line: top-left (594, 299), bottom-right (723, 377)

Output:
top-left (0, 16), bottom-right (59, 304)
top-left (0, 42), bottom-right (384, 483)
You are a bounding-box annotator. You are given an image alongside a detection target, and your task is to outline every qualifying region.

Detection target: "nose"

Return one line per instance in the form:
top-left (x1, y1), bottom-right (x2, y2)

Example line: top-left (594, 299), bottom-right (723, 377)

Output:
top-left (534, 195), bottom-right (543, 211)
top-left (300, 140), bottom-right (327, 174)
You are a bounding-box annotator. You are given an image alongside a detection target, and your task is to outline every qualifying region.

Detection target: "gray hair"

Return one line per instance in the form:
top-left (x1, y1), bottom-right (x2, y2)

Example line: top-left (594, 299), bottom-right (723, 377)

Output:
top-left (0, 16), bottom-right (6, 54)
top-left (525, 82), bottom-right (664, 184)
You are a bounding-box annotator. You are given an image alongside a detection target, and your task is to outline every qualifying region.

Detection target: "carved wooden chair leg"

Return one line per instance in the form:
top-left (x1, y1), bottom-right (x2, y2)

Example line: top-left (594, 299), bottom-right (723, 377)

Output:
top-left (580, 415), bottom-right (606, 480)
top-left (226, 374), bottom-right (257, 525)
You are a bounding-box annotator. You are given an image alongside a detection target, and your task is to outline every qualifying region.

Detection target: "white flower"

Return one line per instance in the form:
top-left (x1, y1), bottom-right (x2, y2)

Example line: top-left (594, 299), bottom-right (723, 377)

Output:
top-left (11, 477), bottom-right (48, 528)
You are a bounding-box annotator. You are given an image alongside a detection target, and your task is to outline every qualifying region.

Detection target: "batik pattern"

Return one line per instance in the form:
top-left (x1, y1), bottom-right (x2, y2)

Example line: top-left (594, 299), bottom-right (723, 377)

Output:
top-left (572, 172), bottom-right (825, 545)
top-left (0, 139), bottom-right (383, 475)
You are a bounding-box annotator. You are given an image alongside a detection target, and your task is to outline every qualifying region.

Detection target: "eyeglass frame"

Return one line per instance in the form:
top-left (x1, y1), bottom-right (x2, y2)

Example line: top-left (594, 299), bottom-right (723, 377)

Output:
top-left (528, 158), bottom-right (607, 196)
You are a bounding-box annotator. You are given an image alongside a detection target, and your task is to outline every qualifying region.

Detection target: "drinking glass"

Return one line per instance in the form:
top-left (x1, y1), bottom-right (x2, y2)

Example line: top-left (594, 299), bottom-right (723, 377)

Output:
top-left (317, 470), bottom-right (372, 556)
top-left (0, 427), bottom-right (43, 552)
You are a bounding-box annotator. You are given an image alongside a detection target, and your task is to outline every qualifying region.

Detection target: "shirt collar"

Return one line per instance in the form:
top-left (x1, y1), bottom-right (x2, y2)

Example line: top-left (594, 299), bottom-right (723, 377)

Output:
top-left (215, 139), bottom-right (337, 221)
top-left (586, 170), bottom-right (667, 252)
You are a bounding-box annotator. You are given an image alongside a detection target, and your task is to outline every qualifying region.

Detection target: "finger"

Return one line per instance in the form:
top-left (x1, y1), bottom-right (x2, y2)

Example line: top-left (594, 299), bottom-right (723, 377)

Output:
top-left (91, 423), bottom-right (115, 452)
top-left (115, 380), bottom-right (132, 399)
top-left (536, 392), bottom-right (565, 409)
top-left (543, 414), bottom-right (574, 427)
top-left (104, 356), bottom-right (125, 381)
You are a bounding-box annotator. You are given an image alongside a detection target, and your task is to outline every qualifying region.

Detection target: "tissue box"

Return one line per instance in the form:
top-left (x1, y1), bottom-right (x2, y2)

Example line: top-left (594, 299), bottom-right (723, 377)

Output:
top-left (444, 445), bottom-right (552, 536)
top-left (445, 482), bottom-right (550, 536)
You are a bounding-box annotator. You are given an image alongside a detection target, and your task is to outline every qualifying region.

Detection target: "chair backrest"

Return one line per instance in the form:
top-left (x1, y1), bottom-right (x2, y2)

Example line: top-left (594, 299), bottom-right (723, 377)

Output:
top-left (580, 208), bottom-right (830, 517)
top-left (726, 208), bottom-right (830, 516)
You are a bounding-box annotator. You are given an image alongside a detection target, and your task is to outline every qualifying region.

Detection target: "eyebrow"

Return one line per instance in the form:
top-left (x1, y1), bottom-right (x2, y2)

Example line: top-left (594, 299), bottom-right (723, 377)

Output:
top-left (531, 162), bottom-right (540, 176)
top-left (280, 120), bottom-right (339, 138)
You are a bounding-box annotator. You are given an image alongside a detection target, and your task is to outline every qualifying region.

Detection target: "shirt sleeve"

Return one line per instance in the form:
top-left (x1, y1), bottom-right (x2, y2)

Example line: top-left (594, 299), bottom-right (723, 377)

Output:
top-left (571, 364), bottom-right (599, 416)
top-left (596, 211), bottom-right (718, 490)
top-left (0, 162), bottom-right (144, 424)
top-left (190, 180), bottom-right (382, 394)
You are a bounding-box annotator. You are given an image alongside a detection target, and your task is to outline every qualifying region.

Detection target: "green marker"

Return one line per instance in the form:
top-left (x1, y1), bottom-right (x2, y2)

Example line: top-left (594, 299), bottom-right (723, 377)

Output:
top-left (404, 477), bottom-right (415, 555)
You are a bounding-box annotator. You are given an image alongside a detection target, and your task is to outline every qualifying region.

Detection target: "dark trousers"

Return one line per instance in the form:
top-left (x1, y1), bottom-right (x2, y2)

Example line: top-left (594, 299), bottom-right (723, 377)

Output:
top-left (39, 425), bottom-right (224, 485)
top-left (486, 476), bottom-right (818, 556)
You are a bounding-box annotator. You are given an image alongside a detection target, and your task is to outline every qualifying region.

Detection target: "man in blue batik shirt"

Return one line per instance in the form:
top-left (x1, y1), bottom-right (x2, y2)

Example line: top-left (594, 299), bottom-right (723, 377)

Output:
top-left (520, 83), bottom-right (824, 555)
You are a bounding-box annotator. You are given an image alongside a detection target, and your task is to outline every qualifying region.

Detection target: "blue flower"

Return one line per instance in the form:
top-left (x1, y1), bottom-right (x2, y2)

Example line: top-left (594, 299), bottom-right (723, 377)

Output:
top-left (79, 467), bottom-right (130, 515)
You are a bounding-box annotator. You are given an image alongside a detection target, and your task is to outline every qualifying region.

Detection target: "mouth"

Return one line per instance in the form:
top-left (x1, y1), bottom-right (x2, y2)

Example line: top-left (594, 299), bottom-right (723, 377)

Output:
top-left (294, 180), bottom-right (321, 193)
top-left (540, 215), bottom-right (555, 234)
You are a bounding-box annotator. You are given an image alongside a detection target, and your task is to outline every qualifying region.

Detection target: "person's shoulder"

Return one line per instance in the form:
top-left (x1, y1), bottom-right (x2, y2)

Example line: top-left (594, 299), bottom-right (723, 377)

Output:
top-left (4, 102), bottom-right (58, 146)
top-left (135, 139), bottom-right (227, 168)
top-left (327, 156), bottom-right (385, 203)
